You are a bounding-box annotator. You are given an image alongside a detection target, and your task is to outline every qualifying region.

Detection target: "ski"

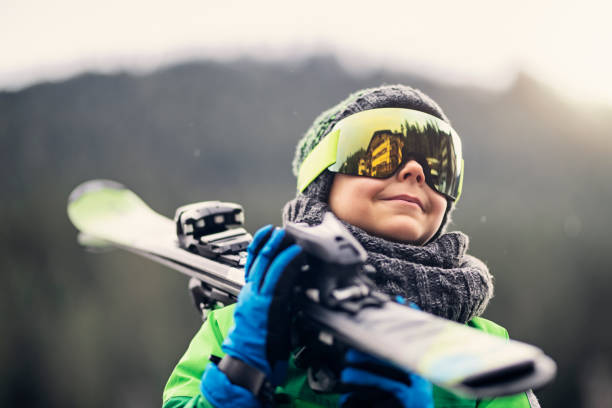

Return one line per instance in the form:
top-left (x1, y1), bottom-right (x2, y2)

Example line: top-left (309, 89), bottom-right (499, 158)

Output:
top-left (67, 179), bottom-right (556, 398)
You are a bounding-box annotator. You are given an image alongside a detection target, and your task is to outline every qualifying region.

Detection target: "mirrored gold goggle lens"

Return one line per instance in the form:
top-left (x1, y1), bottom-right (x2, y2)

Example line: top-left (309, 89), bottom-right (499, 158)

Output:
top-left (326, 108), bottom-right (462, 199)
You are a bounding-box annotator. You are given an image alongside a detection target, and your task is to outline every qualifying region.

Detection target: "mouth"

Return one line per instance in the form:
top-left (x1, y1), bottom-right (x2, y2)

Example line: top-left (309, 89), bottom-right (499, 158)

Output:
top-left (383, 194), bottom-right (424, 211)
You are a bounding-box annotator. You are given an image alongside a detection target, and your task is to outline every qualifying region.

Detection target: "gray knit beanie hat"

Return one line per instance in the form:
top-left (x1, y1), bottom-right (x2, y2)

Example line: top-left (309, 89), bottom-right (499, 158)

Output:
top-left (291, 84), bottom-right (456, 241)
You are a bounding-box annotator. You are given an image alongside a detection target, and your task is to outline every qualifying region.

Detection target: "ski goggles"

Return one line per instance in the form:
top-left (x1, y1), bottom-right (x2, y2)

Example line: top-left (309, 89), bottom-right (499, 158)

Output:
top-left (297, 108), bottom-right (464, 201)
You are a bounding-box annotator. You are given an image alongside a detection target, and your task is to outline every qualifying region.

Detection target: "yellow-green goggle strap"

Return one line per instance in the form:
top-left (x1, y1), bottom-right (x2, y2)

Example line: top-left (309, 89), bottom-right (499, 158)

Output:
top-left (297, 128), bottom-right (340, 193)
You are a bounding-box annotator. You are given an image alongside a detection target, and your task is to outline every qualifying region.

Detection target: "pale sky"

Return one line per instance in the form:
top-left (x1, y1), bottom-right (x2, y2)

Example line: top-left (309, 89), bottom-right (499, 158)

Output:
top-left (2, 0), bottom-right (611, 106)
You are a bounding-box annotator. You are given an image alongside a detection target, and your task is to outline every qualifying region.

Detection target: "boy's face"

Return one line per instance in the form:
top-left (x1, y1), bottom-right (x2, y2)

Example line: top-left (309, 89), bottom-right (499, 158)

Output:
top-left (328, 160), bottom-right (447, 245)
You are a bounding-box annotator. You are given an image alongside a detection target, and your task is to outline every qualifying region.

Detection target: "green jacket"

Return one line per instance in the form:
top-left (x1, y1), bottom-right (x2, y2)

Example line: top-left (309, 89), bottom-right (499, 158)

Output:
top-left (163, 305), bottom-right (533, 408)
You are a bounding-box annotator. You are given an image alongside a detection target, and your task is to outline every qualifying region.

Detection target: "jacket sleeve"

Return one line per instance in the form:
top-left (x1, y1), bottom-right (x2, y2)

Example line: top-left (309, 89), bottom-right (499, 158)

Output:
top-left (477, 390), bottom-right (540, 408)
top-left (469, 317), bottom-right (540, 408)
top-left (162, 305), bottom-right (236, 408)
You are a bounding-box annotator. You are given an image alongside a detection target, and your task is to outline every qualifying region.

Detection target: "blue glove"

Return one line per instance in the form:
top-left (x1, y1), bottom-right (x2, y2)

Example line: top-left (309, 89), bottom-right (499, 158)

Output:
top-left (339, 348), bottom-right (434, 408)
top-left (201, 225), bottom-right (303, 407)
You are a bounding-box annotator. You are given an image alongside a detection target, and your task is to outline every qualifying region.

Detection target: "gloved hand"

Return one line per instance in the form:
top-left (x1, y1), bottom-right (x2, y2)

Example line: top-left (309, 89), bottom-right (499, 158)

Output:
top-left (201, 225), bottom-right (303, 407)
top-left (339, 348), bottom-right (434, 408)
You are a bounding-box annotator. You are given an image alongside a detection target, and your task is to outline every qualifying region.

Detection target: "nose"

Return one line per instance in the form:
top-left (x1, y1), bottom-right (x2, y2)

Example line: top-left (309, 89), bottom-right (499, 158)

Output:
top-left (397, 160), bottom-right (426, 185)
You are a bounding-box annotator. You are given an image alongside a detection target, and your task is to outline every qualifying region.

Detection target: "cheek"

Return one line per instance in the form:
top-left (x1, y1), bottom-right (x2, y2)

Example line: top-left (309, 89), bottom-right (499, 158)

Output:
top-left (329, 177), bottom-right (380, 223)
top-left (430, 194), bottom-right (448, 225)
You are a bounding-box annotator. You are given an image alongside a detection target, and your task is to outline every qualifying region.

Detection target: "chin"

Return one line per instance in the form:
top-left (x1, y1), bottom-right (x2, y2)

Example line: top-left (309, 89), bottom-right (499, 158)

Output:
top-left (377, 226), bottom-right (427, 246)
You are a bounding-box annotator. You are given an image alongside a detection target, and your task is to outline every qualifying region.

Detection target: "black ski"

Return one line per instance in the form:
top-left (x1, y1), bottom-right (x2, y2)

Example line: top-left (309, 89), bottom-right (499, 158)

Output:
top-left (67, 179), bottom-right (556, 398)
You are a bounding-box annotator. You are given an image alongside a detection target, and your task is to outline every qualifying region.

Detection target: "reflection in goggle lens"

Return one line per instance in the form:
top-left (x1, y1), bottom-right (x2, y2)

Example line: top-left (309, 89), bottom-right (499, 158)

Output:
top-left (337, 120), bottom-right (457, 196)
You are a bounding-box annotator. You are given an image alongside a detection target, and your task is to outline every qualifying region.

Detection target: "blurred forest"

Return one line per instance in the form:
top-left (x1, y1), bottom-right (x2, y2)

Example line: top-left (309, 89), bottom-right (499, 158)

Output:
top-left (2, 56), bottom-right (611, 407)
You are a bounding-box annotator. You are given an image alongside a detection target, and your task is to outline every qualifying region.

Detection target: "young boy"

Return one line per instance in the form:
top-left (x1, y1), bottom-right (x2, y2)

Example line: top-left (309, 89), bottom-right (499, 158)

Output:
top-left (162, 85), bottom-right (540, 407)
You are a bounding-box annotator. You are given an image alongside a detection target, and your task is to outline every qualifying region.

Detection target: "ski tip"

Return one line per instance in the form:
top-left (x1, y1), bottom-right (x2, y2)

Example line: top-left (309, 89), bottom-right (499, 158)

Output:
top-left (68, 179), bottom-right (127, 205)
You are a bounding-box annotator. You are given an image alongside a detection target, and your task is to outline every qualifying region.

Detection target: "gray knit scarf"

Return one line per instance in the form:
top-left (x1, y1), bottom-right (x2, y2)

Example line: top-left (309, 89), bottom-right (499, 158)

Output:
top-left (282, 195), bottom-right (494, 324)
